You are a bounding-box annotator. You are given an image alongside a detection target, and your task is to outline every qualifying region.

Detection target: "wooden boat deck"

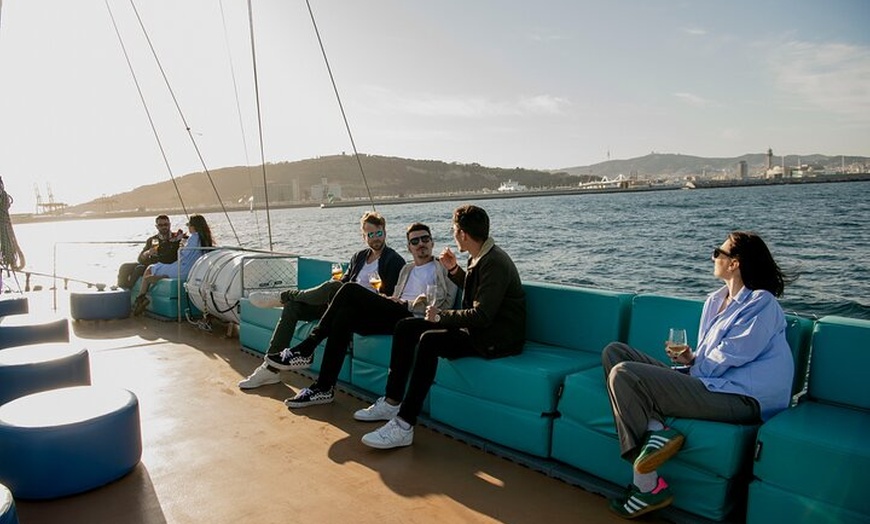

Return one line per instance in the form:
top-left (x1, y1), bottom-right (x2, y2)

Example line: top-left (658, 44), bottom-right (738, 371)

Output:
top-left (10, 291), bottom-right (654, 524)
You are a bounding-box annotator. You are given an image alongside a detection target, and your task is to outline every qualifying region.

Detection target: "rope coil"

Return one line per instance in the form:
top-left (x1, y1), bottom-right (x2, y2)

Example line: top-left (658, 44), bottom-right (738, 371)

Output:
top-left (0, 176), bottom-right (26, 271)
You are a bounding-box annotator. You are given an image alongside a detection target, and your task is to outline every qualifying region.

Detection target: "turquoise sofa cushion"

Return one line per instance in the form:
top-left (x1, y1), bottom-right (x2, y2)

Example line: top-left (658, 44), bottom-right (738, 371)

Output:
top-left (523, 281), bottom-right (632, 352)
top-left (807, 316), bottom-right (870, 408)
top-left (626, 294), bottom-right (704, 360)
top-left (434, 345), bottom-right (599, 413)
top-left (352, 334), bottom-right (392, 368)
top-left (429, 385), bottom-right (554, 457)
top-left (551, 415), bottom-right (739, 521)
top-left (753, 401), bottom-right (870, 515)
top-left (747, 479), bottom-right (869, 524)
top-left (239, 299), bottom-right (282, 330)
top-left (555, 367), bottom-right (757, 479)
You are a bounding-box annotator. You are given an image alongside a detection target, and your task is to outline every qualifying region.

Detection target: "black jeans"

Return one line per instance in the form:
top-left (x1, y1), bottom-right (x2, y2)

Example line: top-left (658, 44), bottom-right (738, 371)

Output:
top-left (386, 317), bottom-right (477, 425)
top-left (266, 280), bottom-right (342, 355)
top-left (312, 283), bottom-right (412, 390)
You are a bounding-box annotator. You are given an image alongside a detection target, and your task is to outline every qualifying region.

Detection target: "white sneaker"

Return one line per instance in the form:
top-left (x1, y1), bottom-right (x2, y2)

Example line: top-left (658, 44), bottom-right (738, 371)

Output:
top-left (249, 291), bottom-right (282, 309)
top-left (354, 397), bottom-right (400, 422)
top-left (361, 417), bottom-right (414, 449)
top-left (238, 363), bottom-right (281, 389)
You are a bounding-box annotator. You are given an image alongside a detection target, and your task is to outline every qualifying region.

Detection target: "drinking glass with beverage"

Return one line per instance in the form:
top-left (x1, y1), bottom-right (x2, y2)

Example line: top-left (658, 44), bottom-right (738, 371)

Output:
top-left (666, 328), bottom-right (689, 359)
top-left (331, 263), bottom-right (343, 281)
top-left (425, 284), bottom-right (437, 306)
top-left (369, 272), bottom-right (382, 292)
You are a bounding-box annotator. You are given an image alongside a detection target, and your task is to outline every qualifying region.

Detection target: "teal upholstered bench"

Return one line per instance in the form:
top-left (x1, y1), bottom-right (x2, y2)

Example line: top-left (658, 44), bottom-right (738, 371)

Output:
top-left (428, 282), bottom-right (633, 458)
top-left (748, 316), bottom-right (870, 524)
top-left (552, 294), bottom-right (812, 521)
top-left (130, 278), bottom-right (199, 321)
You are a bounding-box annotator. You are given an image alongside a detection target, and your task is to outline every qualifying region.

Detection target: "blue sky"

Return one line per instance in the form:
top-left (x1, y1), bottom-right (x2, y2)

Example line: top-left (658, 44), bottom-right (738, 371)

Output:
top-left (1, 0), bottom-right (868, 212)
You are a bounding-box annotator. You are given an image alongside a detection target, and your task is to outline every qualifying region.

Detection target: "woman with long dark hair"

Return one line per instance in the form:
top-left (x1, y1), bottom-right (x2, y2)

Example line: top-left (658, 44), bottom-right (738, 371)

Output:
top-left (603, 231), bottom-right (795, 518)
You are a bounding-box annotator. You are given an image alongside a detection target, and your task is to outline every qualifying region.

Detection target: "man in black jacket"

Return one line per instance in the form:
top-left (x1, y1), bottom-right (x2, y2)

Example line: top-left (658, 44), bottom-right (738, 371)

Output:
top-left (116, 214), bottom-right (183, 289)
top-left (360, 204), bottom-right (526, 449)
top-left (238, 211), bottom-right (405, 390)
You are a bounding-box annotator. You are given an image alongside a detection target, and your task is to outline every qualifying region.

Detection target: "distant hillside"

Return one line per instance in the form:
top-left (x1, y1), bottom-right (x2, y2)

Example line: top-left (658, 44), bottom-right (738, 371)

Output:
top-left (67, 154), bottom-right (591, 214)
top-left (66, 152), bottom-right (869, 214)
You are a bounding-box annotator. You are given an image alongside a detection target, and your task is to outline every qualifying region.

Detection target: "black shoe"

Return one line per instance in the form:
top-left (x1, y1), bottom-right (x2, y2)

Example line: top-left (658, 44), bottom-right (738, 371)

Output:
top-left (132, 295), bottom-right (150, 316)
top-left (284, 386), bottom-right (334, 408)
top-left (265, 338), bottom-right (318, 371)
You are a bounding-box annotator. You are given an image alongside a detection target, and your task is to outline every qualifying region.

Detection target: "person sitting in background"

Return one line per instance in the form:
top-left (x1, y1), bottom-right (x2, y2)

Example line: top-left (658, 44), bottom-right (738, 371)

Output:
top-left (603, 231), bottom-right (795, 519)
top-left (116, 214), bottom-right (184, 290)
top-left (273, 222), bottom-right (459, 408)
top-left (132, 214), bottom-right (214, 315)
top-left (360, 204), bottom-right (526, 449)
top-left (237, 211), bottom-right (405, 389)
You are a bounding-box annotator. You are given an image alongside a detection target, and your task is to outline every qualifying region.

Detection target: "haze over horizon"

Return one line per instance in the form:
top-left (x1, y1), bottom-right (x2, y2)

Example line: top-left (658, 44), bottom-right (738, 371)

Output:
top-left (1, 0), bottom-right (868, 212)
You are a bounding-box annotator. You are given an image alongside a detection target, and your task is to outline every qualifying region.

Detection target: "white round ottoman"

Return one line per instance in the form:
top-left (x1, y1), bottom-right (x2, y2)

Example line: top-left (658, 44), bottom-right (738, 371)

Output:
top-left (0, 344), bottom-right (90, 405)
top-left (0, 386), bottom-right (142, 500)
top-left (0, 482), bottom-right (17, 524)
top-left (70, 289), bottom-right (131, 320)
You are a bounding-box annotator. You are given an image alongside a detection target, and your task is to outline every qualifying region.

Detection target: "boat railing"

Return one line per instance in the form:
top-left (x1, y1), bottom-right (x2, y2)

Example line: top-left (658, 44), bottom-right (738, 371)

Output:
top-left (48, 240), bottom-right (144, 310)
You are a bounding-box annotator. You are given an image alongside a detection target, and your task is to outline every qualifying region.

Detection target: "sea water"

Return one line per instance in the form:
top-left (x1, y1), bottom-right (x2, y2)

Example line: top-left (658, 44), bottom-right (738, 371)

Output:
top-left (9, 180), bottom-right (870, 320)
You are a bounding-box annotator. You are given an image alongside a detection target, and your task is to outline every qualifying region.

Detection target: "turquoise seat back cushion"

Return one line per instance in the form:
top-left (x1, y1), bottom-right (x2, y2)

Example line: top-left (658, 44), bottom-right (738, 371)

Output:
top-left (626, 294), bottom-right (704, 360)
top-left (297, 258), bottom-right (332, 291)
top-left (523, 281), bottom-right (633, 352)
top-left (784, 314), bottom-right (813, 396)
top-left (807, 316), bottom-right (870, 409)
top-left (753, 401), bottom-right (870, 515)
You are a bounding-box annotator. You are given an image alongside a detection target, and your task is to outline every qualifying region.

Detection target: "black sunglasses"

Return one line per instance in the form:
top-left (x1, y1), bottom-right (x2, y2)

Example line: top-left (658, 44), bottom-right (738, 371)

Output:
top-left (408, 235), bottom-right (431, 246)
top-left (713, 247), bottom-right (734, 259)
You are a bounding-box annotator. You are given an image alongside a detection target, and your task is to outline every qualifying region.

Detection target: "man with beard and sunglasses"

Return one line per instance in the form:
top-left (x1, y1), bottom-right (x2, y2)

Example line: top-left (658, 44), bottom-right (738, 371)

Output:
top-left (116, 214), bottom-right (184, 290)
top-left (270, 222), bottom-right (459, 408)
top-left (238, 211), bottom-right (405, 390)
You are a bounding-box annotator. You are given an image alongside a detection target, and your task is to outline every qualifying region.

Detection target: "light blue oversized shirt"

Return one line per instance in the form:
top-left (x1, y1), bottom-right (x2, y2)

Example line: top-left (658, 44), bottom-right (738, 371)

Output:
top-left (690, 285), bottom-right (793, 421)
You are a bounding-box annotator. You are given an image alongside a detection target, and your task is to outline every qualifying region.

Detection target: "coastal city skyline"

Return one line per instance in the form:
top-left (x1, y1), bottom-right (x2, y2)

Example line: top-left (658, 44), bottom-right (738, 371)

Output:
top-left (1, 0), bottom-right (868, 212)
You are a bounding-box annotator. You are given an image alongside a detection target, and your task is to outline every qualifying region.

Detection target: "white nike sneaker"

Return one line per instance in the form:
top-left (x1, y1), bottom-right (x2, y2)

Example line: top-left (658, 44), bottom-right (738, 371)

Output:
top-left (238, 363), bottom-right (281, 389)
top-left (354, 397), bottom-right (400, 422)
top-left (361, 417), bottom-right (414, 449)
top-left (248, 291), bottom-right (282, 309)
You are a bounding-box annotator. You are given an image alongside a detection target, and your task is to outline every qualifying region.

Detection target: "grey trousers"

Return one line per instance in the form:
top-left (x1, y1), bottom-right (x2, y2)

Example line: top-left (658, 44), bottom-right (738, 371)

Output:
top-left (266, 280), bottom-right (342, 354)
top-left (602, 342), bottom-right (761, 461)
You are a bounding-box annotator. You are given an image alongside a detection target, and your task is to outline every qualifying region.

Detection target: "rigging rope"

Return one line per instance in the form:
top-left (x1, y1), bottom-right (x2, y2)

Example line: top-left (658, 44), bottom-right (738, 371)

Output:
top-left (219, 0), bottom-right (264, 249)
top-left (245, 0), bottom-right (274, 251)
top-left (304, 0), bottom-right (377, 211)
top-left (0, 176), bottom-right (25, 271)
top-left (128, 0), bottom-right (242, 246)
top-left (104, 0), bottom-right (189, 218)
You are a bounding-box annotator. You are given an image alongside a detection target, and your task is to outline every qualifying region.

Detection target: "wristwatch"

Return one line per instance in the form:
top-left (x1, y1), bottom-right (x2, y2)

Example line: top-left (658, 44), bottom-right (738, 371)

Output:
top-left (433, 314), bottom-right (441, 323)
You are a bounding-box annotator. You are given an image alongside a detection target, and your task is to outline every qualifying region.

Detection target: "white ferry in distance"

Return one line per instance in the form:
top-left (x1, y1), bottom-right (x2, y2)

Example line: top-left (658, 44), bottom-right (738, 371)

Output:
top-left (498, 179), bottom-right (527, 191)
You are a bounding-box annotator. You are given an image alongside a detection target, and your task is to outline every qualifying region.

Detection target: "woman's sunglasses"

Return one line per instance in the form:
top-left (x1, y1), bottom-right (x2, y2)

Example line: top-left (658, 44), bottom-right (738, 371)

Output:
top-left (713, 247), bottom-right (734, 259)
